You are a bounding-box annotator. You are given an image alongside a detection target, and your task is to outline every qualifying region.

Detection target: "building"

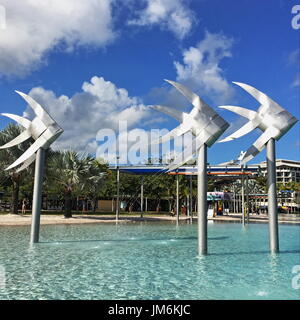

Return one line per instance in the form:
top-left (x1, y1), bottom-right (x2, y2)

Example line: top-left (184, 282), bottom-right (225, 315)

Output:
top-left (256, 159), bottom-right (300, 213)
top-left (258, 159), bottom-right (300, 184)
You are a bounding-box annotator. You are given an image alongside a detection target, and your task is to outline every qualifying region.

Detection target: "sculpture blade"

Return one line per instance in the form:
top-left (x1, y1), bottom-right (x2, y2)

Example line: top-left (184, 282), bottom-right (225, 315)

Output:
top-left (240, 127), bottom-right (280, 164)
top-left (1, 113), bottom-right (31, 129)
top-left (167, 137), bottom-right (202, 171)
top-left (164, 79), bottom-right (215, 117)
top-left (165, 79), bottom-right (200, 108)
top-left (5, 135), bottom-right (47, 171)
top-left (0, 129), bottom-right (31, 149)
top-left (167, 149), bottom-right (195, 172)
top-left (151, 105), bottom-right (183, 122)
top-left (150, 126), bottom-right (183, 145)
top-left (15, 91), bottom-right (56, 127)
top-left (218, 121), bottom-right (257, 143)
top-left (218, 105), bottom-right (257, 120)
top-left (232, 82), bottom-right (284, 113)
top-left (15, 153), bottom-right (36, 173)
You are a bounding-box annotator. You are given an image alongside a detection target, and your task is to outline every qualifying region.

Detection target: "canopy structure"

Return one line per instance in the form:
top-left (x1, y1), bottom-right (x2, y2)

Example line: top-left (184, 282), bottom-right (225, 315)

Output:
top-left (110, 164), bottom-right (259, 236)
top-left (109, 164), bottom-right (260, 179)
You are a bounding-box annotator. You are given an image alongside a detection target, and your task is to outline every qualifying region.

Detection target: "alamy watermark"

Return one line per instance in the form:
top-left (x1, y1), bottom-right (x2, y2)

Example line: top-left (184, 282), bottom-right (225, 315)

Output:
top-left (95, 120), bottom-right (197, 165)
top-left (0, 5), bottom-right (6, 30)
top-left (292, 5), bottom-right (300, 29)
top-left (292, 265), bottom-right (300, 289)
top-left (0, 265), bottom-right (5, 289)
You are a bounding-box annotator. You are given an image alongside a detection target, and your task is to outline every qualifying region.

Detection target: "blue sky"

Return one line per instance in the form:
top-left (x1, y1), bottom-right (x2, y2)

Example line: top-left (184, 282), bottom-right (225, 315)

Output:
top-left (0, 0), bottom-right (299, 165)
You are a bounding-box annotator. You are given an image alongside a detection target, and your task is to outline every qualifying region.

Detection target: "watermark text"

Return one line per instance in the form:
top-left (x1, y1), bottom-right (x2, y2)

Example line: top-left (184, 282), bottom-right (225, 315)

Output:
top-left (292, 265), bottom-right (300, 289)
top-left (292, 5), bottom-right (300, 29)
top-left (0, 265), bottom-right (6, 289)
top-left (0, 5), bottom-right (6, 30)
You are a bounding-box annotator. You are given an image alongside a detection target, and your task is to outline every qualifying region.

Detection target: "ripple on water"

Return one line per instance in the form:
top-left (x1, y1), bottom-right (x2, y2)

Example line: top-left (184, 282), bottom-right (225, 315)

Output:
top-left (0, 222), bottom-right (299, 300)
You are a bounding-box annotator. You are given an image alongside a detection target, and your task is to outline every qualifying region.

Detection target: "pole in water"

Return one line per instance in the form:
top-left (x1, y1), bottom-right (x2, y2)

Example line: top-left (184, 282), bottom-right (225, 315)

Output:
top-left (241, 173), bottom-right (245, 226)
top-left (266, 138), bottom-right (279, 253)
top-left (246, 175), bottom-right (250, 224)
top-left (140, 176), bottom-right (144, 218)
top-left (176, 173), bottom-right (179, 225)
top-left (116, 157), bottom-right (120, 221)
top-left (190, 174), bottom-right (193, 224)
top-left (198, 144), bottom-right (207, 255)
top-left (30, 148), bottom-right (46, 243)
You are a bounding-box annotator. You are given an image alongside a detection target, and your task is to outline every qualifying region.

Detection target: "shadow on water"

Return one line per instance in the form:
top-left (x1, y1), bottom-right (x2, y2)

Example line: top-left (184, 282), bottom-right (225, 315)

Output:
top-left (39, 236), bottom-right (229, 244)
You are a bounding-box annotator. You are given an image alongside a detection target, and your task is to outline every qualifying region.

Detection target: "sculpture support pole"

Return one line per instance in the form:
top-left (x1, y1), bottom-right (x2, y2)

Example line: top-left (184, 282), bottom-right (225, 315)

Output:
top-left (246, 175), bottom-right (250, 224)
top-left (141, 176), bottom-right (144, 218)
top-left (241, 174), bottom-right (245, 226)
top-left (190, 175), bottom-right (193, 224)
top-left (116, 162), bottom-right (120, 221)
top-left (30, 148), bottom-right (46, 243)
top-left (198, 144), bottom-right (207, 255)
top-left (176, 174), bottom-right (179, 225)
top-left (266, 138), bottom-right (279, 253)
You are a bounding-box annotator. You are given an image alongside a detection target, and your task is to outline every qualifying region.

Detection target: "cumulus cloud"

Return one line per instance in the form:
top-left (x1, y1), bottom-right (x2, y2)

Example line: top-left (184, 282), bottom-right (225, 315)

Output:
top-left (293, 73), bottom-right (300, 87)
top-left (128, 0), bottom-right (195, 39)
top-left (0, 0), bottom-right (115, 76)
top-left (24, 76), bottom-right (151, 154)
top-left (174, 31), bottom-right (234, 103)
top-left (288, 49), bottom-right (300, 66)
top-left (287, 49), bottom-right (300, 87)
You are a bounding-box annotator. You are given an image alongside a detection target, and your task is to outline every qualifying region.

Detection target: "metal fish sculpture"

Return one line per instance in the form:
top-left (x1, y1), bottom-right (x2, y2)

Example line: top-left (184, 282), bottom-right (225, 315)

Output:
top-left (151, 80), bottom-right (229, 171)
top-left (218, 82), bottom-right (298, 164)
top-left (0, 91), bottom-right (63, 172)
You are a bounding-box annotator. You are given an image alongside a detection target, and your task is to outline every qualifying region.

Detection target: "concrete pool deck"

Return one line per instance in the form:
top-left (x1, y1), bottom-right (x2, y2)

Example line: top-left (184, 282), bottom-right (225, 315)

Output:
top-left (0, 213), bottom-right (299, 226)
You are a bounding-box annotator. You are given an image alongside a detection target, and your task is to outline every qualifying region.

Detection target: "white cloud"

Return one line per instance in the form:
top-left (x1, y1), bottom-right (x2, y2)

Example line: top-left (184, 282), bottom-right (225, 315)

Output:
top-left (0, 0), bottom-right (115, 76)
top-left (24, 76), bottom-right (151, 154)
top-left (128, 0), bottom-right (195, 39)
top-left (174, 31), bottom-right (234, 103)
top-left (288, 49), bottom-right (300, 66)
top-left (287, 49), bottom-right (300, 87)
top-left (293, 73), bottom-right (300, 87)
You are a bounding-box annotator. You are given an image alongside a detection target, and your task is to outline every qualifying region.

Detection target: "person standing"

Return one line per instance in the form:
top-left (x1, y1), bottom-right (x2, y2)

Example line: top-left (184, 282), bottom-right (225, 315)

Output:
top-left (21, 198), bottom-right (27, 215)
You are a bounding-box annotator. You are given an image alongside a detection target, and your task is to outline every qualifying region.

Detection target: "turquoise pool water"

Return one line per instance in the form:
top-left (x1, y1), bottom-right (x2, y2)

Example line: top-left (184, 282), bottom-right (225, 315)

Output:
top-left (0, 221), bottom-right (299, 300)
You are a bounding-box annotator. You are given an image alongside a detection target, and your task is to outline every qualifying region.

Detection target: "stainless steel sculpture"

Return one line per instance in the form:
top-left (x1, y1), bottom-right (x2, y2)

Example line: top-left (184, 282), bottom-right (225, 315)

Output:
top-left (218, 82), bottom-right (298, 253)
top-left (218, 82), bottom-right (298, 164)
top-left (151, 79), bottom-right (229, 254)
top-left (218, 150), bottom-right (246, 166)
top-left (0, 91), bottom-right (63, 243)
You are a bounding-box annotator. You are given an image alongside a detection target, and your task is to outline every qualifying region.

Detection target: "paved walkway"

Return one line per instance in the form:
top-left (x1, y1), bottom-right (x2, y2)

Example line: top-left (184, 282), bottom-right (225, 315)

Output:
top-left (0, 213), bottom-right (299, 226)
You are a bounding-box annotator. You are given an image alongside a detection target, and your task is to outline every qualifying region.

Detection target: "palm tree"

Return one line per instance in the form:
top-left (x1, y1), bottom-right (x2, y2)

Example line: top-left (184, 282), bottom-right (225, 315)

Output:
top-left (47, 150), bottom-right (92, 218)
top-left (0, 124), bottom-right (33, 214)
top-left (81, 158), bottom-right (108, 213)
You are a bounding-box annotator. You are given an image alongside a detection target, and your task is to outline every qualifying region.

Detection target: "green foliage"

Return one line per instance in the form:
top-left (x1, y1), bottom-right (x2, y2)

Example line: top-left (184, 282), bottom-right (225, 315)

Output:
top-left (0, 123), bottom-right (34, 213)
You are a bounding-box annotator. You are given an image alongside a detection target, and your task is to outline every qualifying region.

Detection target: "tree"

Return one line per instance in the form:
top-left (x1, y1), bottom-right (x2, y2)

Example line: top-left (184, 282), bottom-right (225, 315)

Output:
top-left (0, 124), bottom-right (33, 214)
top-left (47, 150), bottom-right (94, 218)
top-left (81, 158), bottom-right (108, 212)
